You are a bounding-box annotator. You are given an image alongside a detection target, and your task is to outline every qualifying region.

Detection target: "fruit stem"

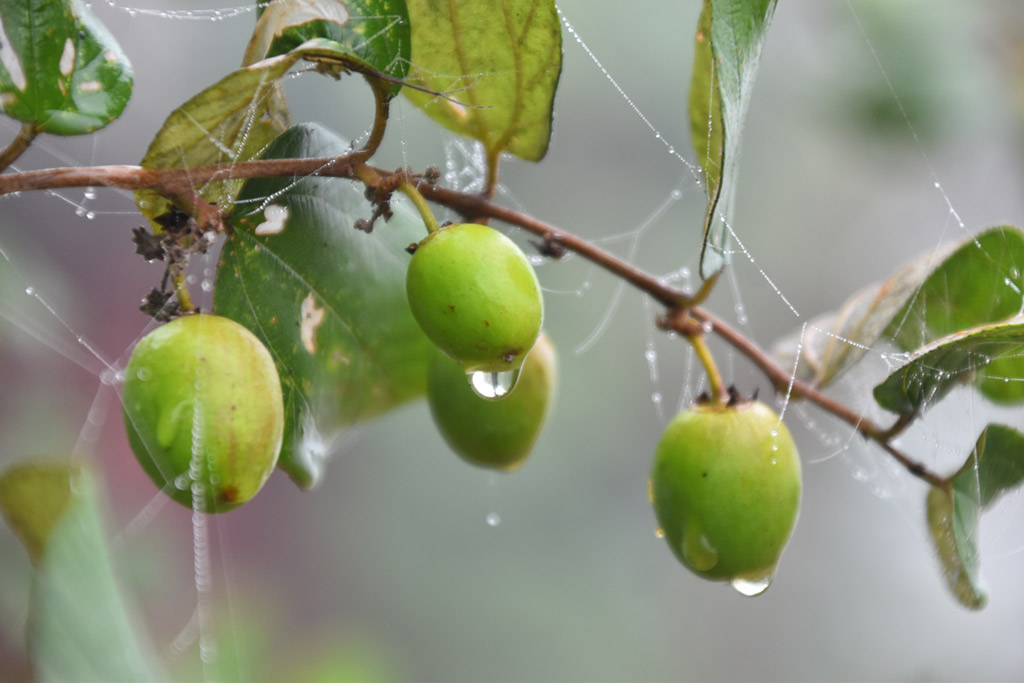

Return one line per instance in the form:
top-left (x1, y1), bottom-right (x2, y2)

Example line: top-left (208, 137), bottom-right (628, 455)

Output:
top-left (172, 270), bottom-right (195, 312)
top-left (688, 331), bottom-right (729, 405)
top-left (399, 180), bottom-right (441, 234)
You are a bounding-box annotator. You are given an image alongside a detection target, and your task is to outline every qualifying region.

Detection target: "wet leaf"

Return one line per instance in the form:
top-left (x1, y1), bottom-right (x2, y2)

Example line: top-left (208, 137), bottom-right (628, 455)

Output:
top-left (243, 0), bottom-right (410, 96)
top-left (873, 319), bottom-right (1024, 415)
top-left (887, 226), bottom-right (1024, 350)
top-left (214, 123), bottom-right (434, 488)
top-left (688, 0), bottom-right (776, 279)
top-left (402, 0), bottom-right (562, 162)
top-left (772, 226), bottom-right (1024, 389)
top-left (0, 0), bottom-right (133, 134)
top-left (927, 424), bottom-right (1024, 609)
top-left (0, 459), bottom-right (163, 680)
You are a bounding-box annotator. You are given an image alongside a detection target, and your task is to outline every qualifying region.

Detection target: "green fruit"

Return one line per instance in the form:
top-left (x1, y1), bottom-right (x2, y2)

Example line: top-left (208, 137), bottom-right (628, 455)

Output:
top-left (121, 314), bottom-right (284, 513)
top-left (406, 223), bottom-right (543, 373)
top-left (428, 331), bottom-right (556, 471)
top-left (649, 399), bottom-right (801, 595)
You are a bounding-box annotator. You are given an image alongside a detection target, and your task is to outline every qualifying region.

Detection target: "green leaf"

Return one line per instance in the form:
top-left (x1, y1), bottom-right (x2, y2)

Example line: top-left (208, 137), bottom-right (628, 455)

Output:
top-left (135, 38), bottom-right (378, 231)
top-left (214, 123), bottom-right (435, 489)
top-left (887, 225), bottom-right (1024, 350)
top-left (927, 424), bottom-right (1024, 609)
top-left (0, 460), bottom-right (164, 680)
top-left (243, 0), bottom-right (411, 96)
top-left (873, 319), bottom-right (1024, 415)
top-left (772, 226), bottom-right (1024, 389)
top-left (0, 0), bottom-right (133, 134)
top-left (688, 0), bottom-right (777, 279)
top-left (402, 0), bottom-right (562, 162)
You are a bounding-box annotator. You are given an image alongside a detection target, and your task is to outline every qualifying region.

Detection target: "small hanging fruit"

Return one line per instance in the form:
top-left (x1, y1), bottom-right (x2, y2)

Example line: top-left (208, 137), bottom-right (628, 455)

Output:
top-left (121, 314), bottom-right (284, 513)
top-left (649, 396), bottom-right (801, 595)
top-left (406, 223), bottom-right (543, 377)
top-left (428, 331), bottom-right (557, 471)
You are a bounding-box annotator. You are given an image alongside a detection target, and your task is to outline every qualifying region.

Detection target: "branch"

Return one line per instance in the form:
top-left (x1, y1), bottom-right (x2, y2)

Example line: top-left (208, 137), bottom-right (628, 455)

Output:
top-left (0, 122), bottom-right (39, 173)
top-left (0, 157), bottom-right (944, 487)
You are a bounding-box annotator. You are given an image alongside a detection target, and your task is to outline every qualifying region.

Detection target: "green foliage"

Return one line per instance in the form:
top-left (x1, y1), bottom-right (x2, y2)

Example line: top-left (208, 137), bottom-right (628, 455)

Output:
top-left (0, 0), bottom-right (133, 134)
top-left (927, 424), bottom-right (1024, 609)
top-left (244, 0), bottom-right (411, 96)
top-left (0, 461), bottom-right (163, 681)
top-left (402, 0), bottom-right (562, 162)
top-left (215, 123), bottom-right (436, 488)
top-left (688, 0), bottom-right (777, 279)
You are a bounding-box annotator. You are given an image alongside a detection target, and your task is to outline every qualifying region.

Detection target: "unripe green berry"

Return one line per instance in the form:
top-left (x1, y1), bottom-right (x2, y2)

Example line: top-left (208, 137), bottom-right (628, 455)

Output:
top-left (650, 399), bottom-right (801, 595)
top-left (121, 314), bottom-right (284, 513)
top-left (406, 223), bottom-right (543, 373)
top-left (428, 331), bottom-right (556, 471)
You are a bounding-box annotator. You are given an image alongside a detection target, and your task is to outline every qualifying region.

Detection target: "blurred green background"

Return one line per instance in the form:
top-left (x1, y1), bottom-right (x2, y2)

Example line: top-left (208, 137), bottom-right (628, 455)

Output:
top-left (3, 1), bottom-right (1024, 680)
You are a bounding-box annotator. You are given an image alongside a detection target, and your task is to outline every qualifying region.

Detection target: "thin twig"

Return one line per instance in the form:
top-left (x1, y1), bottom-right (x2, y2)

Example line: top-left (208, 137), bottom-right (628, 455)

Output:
top-left (0, 157), bottom-right (944, 486)
top-left (0, 122), bottom-right (39, 173)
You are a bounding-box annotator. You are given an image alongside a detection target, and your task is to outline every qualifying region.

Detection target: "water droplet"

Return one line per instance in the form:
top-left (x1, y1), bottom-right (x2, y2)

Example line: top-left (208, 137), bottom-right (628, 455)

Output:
top-left (200, 279), bottom-right (213, 292)
top-left (467, 368), bottom-right (521, 400)
top-left (486, 512), bottom-right (501, 527)
top-left (99, 368), bottom-right (119, 385)
top-left (83, 187), bottom-right (97, 200)
top-left (671, 189), bottom-right (682, 199)
top-left (136, 367), bottom-right (151, 381)
top-left (682, 524), bottom-right (718, 571)
top-left (651, 392), bottom-right (662, 405)
top-left (85, 211), bottom-right (95, 220)
top-left (174, 474), bottom-right (191, 490)
top-left (730, 571), bottom-right (773, 597)
top-left (654, 527), bottom-right (665, 538)
top-left (75, 206), bottom-right (86, 217)
top-left (24, 286), bottom-right (33, 295)
top-left (667, 146), bottom-right (675, 155)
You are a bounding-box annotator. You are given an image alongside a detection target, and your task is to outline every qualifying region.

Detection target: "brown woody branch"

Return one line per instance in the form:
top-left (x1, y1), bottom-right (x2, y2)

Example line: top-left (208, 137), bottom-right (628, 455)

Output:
top-left (0, 158), bottom-right (944, 487)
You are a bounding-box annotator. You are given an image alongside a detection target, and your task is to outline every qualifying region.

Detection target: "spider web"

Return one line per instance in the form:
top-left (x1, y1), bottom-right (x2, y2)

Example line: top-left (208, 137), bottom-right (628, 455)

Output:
top-left (2, 1), bottom-right (1024, 681)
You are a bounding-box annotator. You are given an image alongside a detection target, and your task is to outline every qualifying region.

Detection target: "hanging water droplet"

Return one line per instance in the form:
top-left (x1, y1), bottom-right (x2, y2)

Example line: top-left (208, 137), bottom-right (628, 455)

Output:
top-left (85, 211), bottom-right (95, 220)
top-left (75, 206), bottom-right (86, 217)
top-left (730, 572), bottom-right (773, 597)
top-left (651, 392), bottom-right (662, 405)
top-left (83, 187), bottom-right (97, 201)
top-left (667, 146), bottom-right (675, 155)
top-left (467, 368), bottom-right (521, 400)
top-left (654, 527), bottom-right (665, 539)
top-left (486, 512), bottom-right (501, 527)
top-left (24, 286), bottom-right (34, 295)
top-left (671, 189), bottom-right (682, 199)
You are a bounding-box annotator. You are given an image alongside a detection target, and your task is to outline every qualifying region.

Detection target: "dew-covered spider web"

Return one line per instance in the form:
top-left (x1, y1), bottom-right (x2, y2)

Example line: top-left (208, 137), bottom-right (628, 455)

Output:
top-left (2, 1), bottom-right (1024, 681)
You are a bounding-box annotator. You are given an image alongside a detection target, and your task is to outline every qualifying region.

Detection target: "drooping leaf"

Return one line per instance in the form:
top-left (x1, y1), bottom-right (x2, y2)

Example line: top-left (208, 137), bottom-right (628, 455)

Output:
top-left (0, 0), bottom-right (133, 134)
top-left (402, 0), bottom-right (562, 162)
top-left (772, 226), bottom-right (1024, 389)
top-left (927, 424), bottom-right (1024, 609)
top-left (687, 0), bottom-right (777, 279)
top-left (244, 0), bottom-right (410, 96)
top-left (873, 319), bottom-right (1024, 415)
top-left (214, 123), bottom-right (435, 488)
top-left (0, 460), bottom-right (164, 680)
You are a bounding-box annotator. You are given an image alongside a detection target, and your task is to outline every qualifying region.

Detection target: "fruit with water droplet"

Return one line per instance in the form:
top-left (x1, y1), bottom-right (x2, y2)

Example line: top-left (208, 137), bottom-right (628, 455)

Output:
top-left (121, 314), bottom-right (284, 512)
top-left (427, 331), bottom-right (556, 471)
top-left (649, 398), bottom-right (801, 594)
top-left (406, 223), bottom-right (543, 373)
